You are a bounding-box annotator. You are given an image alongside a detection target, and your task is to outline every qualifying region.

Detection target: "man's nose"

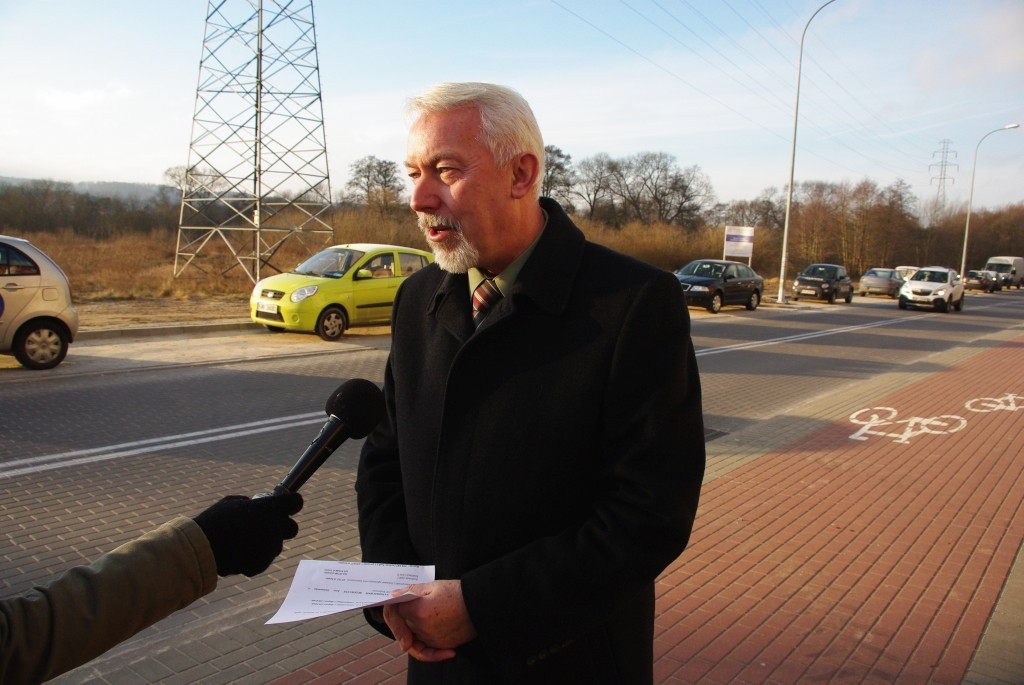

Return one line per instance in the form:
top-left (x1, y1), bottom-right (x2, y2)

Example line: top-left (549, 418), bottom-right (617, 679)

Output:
top-left (409, 177), bottom-right (439, 213)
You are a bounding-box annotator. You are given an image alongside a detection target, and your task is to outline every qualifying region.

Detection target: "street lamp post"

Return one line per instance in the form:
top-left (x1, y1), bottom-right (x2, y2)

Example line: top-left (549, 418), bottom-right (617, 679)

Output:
top-left (776, 0), bottom-right (838, 304)
top-left (960, 123), bottom-right (1019, 276)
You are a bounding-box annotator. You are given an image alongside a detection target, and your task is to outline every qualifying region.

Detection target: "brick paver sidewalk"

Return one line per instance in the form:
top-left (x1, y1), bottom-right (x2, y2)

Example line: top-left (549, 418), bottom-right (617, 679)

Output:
top-left (272, 335), bottom-right (1024, 684)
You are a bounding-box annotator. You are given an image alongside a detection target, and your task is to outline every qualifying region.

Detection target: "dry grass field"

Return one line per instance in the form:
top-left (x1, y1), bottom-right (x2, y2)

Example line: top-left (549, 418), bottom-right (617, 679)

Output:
top-left (21, 215), bottom-right (748, 329)
top-left (24, 229), bottom-right (265, 329)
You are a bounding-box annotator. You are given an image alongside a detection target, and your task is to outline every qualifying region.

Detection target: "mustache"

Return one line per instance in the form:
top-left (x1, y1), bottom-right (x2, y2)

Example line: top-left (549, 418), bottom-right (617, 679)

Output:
top-left (417, 214), bottom-right (463, 233)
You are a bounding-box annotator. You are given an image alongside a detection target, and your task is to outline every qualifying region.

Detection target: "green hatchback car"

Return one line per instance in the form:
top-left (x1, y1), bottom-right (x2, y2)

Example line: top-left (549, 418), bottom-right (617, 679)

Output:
top-left (250, 243), bottom-right (433, 340)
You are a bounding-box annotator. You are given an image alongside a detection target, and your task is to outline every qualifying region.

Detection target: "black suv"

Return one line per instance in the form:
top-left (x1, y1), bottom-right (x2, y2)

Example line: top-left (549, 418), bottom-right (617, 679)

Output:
top-left (792, 263), bottom-right (854, 304)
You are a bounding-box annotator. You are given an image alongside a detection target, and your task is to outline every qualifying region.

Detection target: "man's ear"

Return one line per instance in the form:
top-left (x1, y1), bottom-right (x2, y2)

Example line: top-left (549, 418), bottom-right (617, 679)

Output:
top-left (509, 152), bottom-right (540, 199)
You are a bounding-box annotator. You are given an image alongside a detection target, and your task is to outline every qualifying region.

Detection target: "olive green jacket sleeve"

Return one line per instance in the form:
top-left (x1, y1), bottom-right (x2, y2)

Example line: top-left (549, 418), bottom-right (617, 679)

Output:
top-left (0, 516), bottom-right (218, 685)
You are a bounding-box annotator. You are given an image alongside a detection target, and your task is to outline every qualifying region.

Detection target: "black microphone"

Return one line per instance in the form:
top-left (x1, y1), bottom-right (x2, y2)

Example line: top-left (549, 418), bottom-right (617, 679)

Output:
top-left (263, 378), bottom-right (384, 496)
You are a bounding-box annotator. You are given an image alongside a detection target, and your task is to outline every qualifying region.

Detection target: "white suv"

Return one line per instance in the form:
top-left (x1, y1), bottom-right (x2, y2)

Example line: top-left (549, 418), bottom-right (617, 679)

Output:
top-left (898, 266), bottom-right (964, 313)
top-left (0, 235), bottom-right (79, 369)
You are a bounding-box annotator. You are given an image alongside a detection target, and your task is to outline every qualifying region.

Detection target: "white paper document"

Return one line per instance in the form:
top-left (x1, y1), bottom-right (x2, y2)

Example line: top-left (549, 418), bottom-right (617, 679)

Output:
top-left (266, 560), bottom-right (435, 624)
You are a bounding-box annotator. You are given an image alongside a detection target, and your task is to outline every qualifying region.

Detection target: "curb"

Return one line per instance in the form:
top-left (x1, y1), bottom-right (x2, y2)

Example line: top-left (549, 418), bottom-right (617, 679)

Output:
top-left (76, 320), bottom-right (261, 342)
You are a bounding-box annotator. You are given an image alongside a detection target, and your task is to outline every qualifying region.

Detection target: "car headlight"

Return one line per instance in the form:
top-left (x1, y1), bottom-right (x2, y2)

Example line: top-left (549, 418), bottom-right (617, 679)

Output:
top-left (689, 285), bottom-right (710, 293)
top-left (934, 287), bottom-right (947, 297)
top-left (291, 285), bottom-right (318, 303)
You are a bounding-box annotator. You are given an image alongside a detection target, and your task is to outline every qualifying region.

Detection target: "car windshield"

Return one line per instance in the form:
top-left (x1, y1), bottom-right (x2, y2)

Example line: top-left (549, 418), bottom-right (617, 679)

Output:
top-left (802, 265), bottom-right (836, 279)
top-left (678, 261), bottom-right (725, 278)
top-left (293, 248), bottom-right (364, 278)
top-left (912, 270), bottom-right (947, 283)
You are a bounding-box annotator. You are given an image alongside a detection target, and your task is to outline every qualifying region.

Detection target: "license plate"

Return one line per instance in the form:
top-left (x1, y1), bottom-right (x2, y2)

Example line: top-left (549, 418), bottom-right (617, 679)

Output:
top-left (257, 301), bottom-right (278, 314)
top-left (800, 289), bottom-right (817, 295)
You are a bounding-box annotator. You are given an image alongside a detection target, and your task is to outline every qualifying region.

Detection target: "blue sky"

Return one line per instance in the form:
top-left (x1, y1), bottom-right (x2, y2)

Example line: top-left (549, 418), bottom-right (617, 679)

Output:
top-left (0, 0), bottom-right (1021, 211)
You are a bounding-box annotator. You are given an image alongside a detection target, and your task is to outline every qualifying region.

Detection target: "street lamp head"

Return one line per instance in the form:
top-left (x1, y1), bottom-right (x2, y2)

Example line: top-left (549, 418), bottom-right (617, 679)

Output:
top-left (1005, 123), bottom-right (1020, 130)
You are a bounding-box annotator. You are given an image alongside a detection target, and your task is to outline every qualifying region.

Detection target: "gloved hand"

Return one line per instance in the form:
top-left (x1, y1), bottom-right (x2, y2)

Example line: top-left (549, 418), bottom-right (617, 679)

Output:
top-left (193, 492), bottom-right (303, 577)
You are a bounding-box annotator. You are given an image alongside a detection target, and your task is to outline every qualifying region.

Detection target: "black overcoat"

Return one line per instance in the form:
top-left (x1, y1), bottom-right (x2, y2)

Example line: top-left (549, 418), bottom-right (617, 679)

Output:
top-left (356, 199), bottom-right (705, 684)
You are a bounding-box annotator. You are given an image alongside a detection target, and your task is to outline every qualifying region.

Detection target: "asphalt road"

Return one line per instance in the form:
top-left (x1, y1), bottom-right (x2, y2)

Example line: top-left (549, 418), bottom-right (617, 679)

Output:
top-left (2, 289), bottom-right (1023, 683)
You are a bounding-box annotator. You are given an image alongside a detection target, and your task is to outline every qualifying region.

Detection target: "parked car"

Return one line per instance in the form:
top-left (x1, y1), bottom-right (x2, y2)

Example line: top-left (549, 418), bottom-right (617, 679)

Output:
top-left (791, 263), bottom-right (854, 303)
top-left (895, 266), bottom-right (918, 280)
top-left (250, 243), bottom-right (434, 340)
top-left (857, 268), bottom-right (904, 298)
top-left (0, 234), bottom-right (79, 369)
top-left (964, 270), bottom-right (999, 293)
top-left (674, 259), bottom-right (764, 313)
top-left (898, 267), bottom-right (964, 312)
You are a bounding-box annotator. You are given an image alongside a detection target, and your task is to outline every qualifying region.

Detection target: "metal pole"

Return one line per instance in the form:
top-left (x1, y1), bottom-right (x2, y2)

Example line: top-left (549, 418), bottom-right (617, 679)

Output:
top-left (776, 0), bottom-right (838, 304)
top-left (960, 123), bottom-right (1019, 276)
top-left (254, 0), bottom-right (264, 283)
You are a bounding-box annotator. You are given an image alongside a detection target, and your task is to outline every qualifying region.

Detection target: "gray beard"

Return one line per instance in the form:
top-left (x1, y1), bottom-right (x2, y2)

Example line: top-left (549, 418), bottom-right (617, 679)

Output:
top-left (418, 215), bottom-right (480, 274)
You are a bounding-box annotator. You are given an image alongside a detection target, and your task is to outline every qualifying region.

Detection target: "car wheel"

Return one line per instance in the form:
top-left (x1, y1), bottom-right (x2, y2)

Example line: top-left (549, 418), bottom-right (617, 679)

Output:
top-left (898, 297), bottom-right (908, 310)
top-left (12, 321), bottom-right (69, 370)
top-left (827, 289), bottom-right (837, 304)
top-left (844, 289), bottom-right (853, 303)
top-left (792, 295), bottom-right (799, 302)
top-left (707, 292), bottom-right (723, 314)
top-left (316, 306), bottom-right (348, 341)
top-left (745, 291), bottom-right (760, 311)
top-left (954, 295), bottom-right (964, 312)
top-left (937, 298), bottom-right (950, 313)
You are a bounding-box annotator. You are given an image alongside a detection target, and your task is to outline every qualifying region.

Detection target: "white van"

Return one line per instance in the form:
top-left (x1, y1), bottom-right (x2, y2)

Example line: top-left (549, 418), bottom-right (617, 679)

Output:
top-left (983, 256), bottom-right (1023, 289)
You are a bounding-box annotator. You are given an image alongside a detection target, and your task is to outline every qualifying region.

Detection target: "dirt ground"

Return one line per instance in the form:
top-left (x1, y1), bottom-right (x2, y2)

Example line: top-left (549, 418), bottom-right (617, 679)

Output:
top-left (75, 295), bottom-right (250, 330)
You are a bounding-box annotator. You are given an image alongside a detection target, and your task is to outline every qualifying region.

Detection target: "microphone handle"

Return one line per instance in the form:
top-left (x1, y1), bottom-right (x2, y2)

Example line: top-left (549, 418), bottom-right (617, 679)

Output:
top-left (255, 415), bottom-right (350, 497)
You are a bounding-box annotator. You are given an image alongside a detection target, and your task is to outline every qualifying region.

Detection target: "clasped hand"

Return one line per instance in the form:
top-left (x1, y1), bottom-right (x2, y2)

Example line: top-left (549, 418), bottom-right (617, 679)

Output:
top-left (383, 579), bottom-right (477, 662)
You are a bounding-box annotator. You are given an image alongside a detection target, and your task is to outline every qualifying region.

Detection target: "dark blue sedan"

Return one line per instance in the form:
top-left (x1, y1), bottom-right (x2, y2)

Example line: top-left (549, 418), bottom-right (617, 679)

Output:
top-left (674, 259), bottom-right (764, 313)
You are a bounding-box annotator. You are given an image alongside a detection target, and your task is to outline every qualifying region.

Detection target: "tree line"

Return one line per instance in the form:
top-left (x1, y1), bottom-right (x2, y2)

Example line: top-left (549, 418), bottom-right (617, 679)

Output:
top-left (2, 147), bottom-right (1021, 280)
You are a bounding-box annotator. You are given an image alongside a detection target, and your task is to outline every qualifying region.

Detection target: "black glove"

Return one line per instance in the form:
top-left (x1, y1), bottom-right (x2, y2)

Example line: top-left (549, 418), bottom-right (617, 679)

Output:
top-left (193, 492), bottom-right (303, 577)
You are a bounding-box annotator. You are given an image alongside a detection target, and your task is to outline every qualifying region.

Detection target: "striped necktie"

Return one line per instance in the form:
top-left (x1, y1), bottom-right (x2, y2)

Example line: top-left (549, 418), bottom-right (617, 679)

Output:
top-left (472, 278), bottom-right (502, 327)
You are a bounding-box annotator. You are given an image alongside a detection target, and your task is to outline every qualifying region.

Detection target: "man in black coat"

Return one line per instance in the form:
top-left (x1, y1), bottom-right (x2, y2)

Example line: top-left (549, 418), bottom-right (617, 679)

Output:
top-left (356, 81), bottom-right (705, 684)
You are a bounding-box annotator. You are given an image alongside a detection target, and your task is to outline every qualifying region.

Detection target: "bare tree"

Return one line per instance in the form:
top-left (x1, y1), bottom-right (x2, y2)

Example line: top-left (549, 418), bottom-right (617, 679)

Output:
top-left (163, 166), bottom-right (187, 191)
top-left (603, 152), bottom-right (714, 228)
top-left (571, 153), bottom-right (616, 221)
top-left (346, 156), bottom-right (405, 214)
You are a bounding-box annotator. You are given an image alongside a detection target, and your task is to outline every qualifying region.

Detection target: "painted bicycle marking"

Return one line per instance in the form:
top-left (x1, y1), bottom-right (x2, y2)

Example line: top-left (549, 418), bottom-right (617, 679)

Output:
top-left (965, 392), bottom-right (1024, 413)
top-left (849, 391), bottom-right (1020, 444)
top-left (848, 406), bottom-right (967, 444)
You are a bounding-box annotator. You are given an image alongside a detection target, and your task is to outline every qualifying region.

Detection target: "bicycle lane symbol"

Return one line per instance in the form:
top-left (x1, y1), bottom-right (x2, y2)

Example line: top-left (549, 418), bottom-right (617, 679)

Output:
top-left (848, 407), bottom-right (967, 444)
top-left (964, 392), bottom-right (1024, 413)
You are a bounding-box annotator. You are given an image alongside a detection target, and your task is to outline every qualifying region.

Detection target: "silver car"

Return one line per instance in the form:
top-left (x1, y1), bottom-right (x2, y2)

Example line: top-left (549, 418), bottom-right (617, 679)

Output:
top-left (858, 268), bottom-right (904, 298)
top-left (0, 235), bottom-right (79, 369)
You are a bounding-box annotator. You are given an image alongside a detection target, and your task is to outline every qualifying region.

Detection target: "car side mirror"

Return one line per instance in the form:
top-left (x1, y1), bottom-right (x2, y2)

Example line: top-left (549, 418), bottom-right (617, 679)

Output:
top-left (354, 268), bottom-right (373, 280)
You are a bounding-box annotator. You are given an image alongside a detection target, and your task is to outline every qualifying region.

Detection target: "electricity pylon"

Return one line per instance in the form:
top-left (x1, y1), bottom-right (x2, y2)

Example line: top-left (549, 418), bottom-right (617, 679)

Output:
top-left (929, 139), bottom-right (957, 208)
top-left (174, 0), bottom-right (333, 284)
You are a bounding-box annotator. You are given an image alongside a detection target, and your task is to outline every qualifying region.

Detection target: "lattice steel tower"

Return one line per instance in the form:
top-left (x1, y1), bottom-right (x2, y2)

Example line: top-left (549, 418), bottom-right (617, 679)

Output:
top-left (175, 0), bottom-right (333, 283)
top-left (929, 139), bottom-right (958, 208)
